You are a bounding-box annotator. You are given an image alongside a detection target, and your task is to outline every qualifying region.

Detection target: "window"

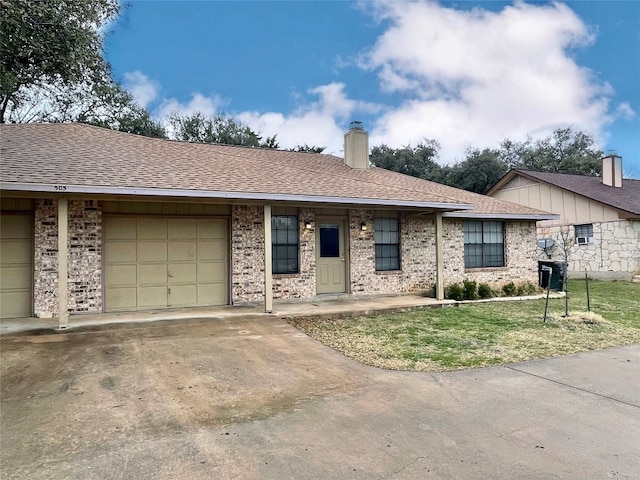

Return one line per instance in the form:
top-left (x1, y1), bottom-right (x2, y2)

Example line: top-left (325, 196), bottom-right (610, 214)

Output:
top-left (374, 217), bottom-right (400, 271)
top-left (463, 221), bottom-right (504, 268)
top-left (271, 215), bottom-right (299, 274)
top-left (575, 224), bottom-right (593, 245)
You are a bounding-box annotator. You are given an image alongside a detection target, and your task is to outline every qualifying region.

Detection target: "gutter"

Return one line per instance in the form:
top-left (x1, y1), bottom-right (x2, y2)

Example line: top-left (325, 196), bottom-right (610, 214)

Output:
top-left (443, 211), bottom-right (560, 221)
top-left (0, 182), bottom-right (475, 211)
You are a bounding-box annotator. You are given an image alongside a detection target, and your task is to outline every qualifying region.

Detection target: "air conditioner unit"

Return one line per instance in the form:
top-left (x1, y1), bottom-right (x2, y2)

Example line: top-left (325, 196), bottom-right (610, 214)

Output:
top-left (576, 236), bottom-right (588, 245)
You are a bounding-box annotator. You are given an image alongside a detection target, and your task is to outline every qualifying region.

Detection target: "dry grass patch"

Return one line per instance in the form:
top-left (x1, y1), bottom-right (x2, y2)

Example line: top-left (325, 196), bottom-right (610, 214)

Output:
top-left (288, 280), bottom-right (640, 372)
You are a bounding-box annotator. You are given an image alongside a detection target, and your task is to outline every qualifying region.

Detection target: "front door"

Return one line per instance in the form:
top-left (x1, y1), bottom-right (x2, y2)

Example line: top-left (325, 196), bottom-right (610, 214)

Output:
top-left (316, 217), bottom-right (347, 294)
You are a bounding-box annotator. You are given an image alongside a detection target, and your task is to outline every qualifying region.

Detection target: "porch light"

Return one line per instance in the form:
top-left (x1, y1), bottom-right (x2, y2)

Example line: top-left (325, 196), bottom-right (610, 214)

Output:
top-left (304, 220), bottom-right (313, 230)
top-left (360, 222), bottom-right (368, 231)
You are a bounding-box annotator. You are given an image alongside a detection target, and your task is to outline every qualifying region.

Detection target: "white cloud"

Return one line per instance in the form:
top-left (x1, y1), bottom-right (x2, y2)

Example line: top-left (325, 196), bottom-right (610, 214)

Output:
top-left (361, 1), bottom-right (612, 162)
top-left (615, 102), bottom-right (635, 120)
top-left (156, 92), bottom-right (224, 120)
top-left (122, 71), bottom-right (159, 108)
top-left (238, 82), bottom-right (380, 154)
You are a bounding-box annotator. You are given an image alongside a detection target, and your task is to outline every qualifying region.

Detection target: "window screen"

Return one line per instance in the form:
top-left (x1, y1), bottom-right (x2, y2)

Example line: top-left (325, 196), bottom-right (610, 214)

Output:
top-left (271, 215), bottom-right (299, 274)
top-left (463, 221), bottom-right (504, 268)
top-left (575, 224), bottom-right (593, 238)
top-left (374, 217), bottom-right (400, 271)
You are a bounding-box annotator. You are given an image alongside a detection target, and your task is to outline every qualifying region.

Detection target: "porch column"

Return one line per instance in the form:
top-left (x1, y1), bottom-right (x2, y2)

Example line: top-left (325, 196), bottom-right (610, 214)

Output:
top-left (435, 212), bottom-right (444, 301)
top-left (263, 205), bottom-right (273, 313)
top-left (58, 198), bottom-right (69, 328)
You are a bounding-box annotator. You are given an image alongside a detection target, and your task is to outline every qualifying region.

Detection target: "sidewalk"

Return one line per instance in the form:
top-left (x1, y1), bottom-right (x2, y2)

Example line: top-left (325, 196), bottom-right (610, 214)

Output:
top-left (1, 292), bottom-right (563, 336)
top-left (0, 294), bottom-right (458, 335)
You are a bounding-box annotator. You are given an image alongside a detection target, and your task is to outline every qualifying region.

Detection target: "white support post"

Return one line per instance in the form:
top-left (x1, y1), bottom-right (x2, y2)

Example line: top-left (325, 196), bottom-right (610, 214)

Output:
top-left (435, 212), bottom-right (445, 301)
top-left (58, 198), bottom-right (69, 328)
top-left (264, 205), bottom-right (273, 313)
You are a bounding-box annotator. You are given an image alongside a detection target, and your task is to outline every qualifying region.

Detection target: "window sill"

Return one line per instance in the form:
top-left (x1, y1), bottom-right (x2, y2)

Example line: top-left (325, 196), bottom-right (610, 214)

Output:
top-left (273, 273), bottom-right (300, 278)
top-left (375, 270), bottom-right (403, 275)
top-left (464, 266), bottom-right (507, 272)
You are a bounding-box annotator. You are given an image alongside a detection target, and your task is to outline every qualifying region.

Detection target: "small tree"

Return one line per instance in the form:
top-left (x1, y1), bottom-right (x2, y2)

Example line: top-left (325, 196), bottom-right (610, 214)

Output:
top-left (553, 226), bottom-right (574, 316)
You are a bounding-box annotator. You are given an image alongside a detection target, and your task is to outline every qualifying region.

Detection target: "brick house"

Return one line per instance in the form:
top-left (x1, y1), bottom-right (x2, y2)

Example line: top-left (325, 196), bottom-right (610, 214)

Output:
top-left (488, 156), bottom-right (640, 280)
top-left (0, 123), bottom-right (555, 325)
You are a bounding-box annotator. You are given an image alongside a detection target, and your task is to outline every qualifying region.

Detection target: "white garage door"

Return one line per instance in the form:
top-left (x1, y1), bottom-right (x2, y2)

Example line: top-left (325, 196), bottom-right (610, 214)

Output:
top-left (104, 217), bottom-right (228, 312)
top-left (0, 215), bottom-right (33, 318)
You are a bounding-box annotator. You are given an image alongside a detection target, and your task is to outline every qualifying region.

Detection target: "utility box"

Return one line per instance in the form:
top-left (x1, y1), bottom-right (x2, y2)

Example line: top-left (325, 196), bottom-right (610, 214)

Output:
top-left (538, 261), bottom-right (565, 291)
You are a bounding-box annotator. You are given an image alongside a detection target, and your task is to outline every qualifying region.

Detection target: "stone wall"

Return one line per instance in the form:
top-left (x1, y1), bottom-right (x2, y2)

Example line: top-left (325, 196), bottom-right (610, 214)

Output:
top-left (443, 219), bottom-right (538, 287)
top-left (538, 220), bottom-right (640, 279)
top-left (34, 199), bottom-right (102, 317)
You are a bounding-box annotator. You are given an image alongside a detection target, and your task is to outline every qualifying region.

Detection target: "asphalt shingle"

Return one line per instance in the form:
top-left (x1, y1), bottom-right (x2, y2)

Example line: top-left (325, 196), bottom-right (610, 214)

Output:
top-left (1, 123), bottom-right (553, 218)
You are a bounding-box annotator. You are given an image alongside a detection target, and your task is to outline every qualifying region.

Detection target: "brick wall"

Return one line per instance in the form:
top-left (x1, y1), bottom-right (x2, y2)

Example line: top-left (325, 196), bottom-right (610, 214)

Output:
top-left (272, 208), bottom-right (317, 299)
top-left (349, 210), bottom-right (437, 295)
top-left (231, 205), bottom-right (265, 304)
top-left (443, 219), bottom-right (538, 287)
top-left (34, 199), bottom-right (102, 317)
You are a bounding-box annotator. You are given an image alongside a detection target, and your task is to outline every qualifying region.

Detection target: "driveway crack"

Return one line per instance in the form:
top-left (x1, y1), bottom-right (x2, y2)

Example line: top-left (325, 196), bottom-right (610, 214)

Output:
top-left (504, 366), bottom-right (639, 408)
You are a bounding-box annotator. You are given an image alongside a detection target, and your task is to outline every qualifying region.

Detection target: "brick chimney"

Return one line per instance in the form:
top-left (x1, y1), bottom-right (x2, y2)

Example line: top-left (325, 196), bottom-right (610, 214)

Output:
top-left (344, 121), bottom-right (369, 169)
top-left (602, 154), bottom-right (623, 188)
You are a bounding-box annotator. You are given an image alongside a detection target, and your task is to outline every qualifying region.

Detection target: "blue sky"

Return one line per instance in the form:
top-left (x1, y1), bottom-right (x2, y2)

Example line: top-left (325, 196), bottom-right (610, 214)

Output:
top-left (105, 1), bottom-right (640, 177)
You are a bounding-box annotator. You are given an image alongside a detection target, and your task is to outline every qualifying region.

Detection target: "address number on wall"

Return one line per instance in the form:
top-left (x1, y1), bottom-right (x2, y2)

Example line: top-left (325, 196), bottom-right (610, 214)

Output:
top-left (54, 185), bottom-right (67, 191)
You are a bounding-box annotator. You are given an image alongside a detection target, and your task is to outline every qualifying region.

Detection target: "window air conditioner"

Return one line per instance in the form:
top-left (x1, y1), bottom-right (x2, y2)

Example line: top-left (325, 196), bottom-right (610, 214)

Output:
top-left (576, 236), bottom-right (588, 245)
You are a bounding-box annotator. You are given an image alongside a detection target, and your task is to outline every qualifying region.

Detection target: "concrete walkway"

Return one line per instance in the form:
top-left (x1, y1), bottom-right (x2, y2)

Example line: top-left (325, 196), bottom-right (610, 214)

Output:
top-left (0, 294), bottom-right (456, 335)
top-left (1, 292), bottom-right (566, 336)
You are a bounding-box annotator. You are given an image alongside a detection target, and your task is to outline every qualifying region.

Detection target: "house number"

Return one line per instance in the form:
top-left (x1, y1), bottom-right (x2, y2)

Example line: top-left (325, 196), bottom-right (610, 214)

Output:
top-left (54, 185), bottom-right (67, 191)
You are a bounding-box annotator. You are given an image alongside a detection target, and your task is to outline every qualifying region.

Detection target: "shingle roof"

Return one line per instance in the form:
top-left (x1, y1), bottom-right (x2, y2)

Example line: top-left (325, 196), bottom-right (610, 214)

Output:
top-left (0, 123), bottom-right (553, 219)
top-left (495, 169), bottom-right (640, 216)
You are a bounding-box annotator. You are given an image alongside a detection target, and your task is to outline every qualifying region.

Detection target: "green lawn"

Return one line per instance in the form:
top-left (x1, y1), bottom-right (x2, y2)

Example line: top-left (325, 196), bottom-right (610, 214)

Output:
top-left (288, 280), bottom-right (640, 372)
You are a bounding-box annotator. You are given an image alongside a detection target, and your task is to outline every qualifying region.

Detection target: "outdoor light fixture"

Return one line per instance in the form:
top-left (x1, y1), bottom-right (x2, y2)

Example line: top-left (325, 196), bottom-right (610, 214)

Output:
top-left (360, 222), bottom-right (368, 231)
top-left (304, 220), bottom-right (313, 230)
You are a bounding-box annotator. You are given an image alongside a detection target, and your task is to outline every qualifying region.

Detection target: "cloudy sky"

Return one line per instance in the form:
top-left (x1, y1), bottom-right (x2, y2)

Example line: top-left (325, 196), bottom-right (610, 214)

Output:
top-left (106, 1), bottom-right (640, 176)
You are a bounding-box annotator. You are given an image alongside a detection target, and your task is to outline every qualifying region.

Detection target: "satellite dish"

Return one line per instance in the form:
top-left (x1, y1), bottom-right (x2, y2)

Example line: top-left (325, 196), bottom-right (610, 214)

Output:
top-left (537, 238), bottom-right (555, 249)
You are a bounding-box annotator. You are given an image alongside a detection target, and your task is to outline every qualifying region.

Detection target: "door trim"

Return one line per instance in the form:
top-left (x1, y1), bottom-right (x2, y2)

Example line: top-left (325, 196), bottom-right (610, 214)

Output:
top-left (315, 215), bottom-right (349, 295)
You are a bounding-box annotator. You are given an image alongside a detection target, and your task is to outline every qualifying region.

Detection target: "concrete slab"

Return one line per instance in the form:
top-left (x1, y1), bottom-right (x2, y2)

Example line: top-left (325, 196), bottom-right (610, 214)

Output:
top-left (0, 294), bottom-right (454, 336)
top-left (1, 318), bottom-right (638, 480)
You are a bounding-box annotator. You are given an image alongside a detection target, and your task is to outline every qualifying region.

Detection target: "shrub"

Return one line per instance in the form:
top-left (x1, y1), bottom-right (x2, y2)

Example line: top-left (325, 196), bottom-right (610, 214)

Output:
top-left (462, 280), bottom-right (478, 300)
top-left (523, 281), bottom-right (539, 295)
top-left (445, 283), bottom-right (464, 301)
top-left (502, 281), bottom-right (517, 297)
top-left (478, 283), bottom-right (493, 299)
top-left (516, 284), bottom-right (526, 296)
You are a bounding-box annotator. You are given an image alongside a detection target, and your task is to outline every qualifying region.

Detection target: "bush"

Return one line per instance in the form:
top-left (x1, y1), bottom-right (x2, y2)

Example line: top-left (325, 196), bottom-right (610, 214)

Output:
top-left (462, 280), bottom-right (478, 300)
top-left (478, 283), bottom-right (493, 299)
top-left (445, 283), bottom-right (464, 301)
top-left (523, 281), bottom-right (539, 295)
top-left (516, 284), bottom-right (526, 296)
top-left (502, 281), bottom-right (517, 297)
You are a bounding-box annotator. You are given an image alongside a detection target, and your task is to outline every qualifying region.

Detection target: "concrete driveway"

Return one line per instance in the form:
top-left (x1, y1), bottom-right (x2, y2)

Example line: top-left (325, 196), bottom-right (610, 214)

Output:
top-left (1, 317), bottom-right (638, 480)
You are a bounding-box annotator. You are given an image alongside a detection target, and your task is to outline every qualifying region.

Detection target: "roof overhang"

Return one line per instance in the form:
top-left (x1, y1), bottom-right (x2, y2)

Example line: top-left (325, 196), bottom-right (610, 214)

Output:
top-left (1, 182), bottom-right (474, 211)
top-left (443, 211), bottom-right (560, 221)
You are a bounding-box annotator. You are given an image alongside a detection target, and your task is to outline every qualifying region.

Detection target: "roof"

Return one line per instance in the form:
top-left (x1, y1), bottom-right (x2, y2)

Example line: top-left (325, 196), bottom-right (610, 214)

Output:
top-left (488, 169), bottom-right (640, 216)
top-left (0, 123), bottom-right (554, 219)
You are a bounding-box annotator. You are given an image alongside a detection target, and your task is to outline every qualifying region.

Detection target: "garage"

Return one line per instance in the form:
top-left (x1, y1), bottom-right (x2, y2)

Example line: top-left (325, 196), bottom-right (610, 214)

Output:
top-left (0, 214), bottom-right (33, 319)
top-left (104, 217), bottom-right (228, 312)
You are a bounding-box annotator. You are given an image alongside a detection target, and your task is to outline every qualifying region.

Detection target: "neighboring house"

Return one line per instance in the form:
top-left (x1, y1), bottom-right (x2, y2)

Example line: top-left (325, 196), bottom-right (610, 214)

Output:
top-left (0, 122), bottom-right (555, 325)
top-left (487, 155), bottom-right (640, 280)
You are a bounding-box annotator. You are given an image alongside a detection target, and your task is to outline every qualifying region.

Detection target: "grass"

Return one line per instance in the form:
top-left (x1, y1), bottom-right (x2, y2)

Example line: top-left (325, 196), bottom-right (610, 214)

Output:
top-left (288, 279), bottom-right (640, 372)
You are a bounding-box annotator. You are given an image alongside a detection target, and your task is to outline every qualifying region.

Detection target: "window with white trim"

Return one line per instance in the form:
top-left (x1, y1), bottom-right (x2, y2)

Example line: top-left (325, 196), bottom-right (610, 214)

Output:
top-left (463, 221), bottom-right (504, 268)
